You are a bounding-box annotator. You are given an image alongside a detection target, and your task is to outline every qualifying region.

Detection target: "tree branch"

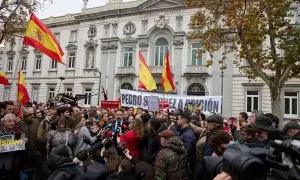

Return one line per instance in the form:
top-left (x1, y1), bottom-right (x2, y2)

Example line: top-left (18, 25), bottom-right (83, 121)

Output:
top-left (278, 64), bottom-right (293, 88)
top-left (0, 3), bottom-right (21, 44)
top-left (266, 5), bottom-right (280, 77)
top-left (237, 28), bottom-right (271, 86)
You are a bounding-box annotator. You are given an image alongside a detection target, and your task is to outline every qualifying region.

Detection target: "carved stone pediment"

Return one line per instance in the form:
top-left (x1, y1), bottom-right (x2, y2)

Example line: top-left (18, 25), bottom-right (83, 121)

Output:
top-left (137, 0), bottom-right (184, 11)
top-left (33, 49), bottom-right (42, 55)
top-left (6, 50), bottom-right (16, 56)
top-left (20, 48), bottom-right (29, 54)
top-left (120, 37), bottom-right (138, 44)
top-left (65, 44), bottom-right (78, 51)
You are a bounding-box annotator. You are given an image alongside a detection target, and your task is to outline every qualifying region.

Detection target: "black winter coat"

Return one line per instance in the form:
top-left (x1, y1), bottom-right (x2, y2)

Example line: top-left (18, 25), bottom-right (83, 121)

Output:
top-left (141, 124), bottom-right (167, 165)
top-left (46, 162), bottom-right (85, 180)
top-left (105, 172), bottom-right (136, 180)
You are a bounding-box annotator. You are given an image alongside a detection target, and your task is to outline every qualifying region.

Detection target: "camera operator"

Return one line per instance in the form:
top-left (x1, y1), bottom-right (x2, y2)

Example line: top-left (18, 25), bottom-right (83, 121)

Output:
top-left (283, 121), bottom-right (300, 140)
top-left (253, 116), bottom-right (282, 146)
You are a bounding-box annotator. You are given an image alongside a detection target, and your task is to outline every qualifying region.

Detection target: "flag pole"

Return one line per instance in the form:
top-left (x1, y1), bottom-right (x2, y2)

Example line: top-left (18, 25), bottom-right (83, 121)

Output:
top-left (8, 37), bottom-right (23, 98)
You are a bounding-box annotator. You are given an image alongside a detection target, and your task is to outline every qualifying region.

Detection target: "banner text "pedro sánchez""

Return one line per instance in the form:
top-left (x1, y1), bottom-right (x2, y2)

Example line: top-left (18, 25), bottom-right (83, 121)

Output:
top-left (120, 89), bottom-right (222, 113)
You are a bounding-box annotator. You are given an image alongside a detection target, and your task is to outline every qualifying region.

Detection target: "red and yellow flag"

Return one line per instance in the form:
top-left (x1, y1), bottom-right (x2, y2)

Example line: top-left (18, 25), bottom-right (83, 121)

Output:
top-left (0, 71), bottom-right (10, 85)
top-left (138, 51), bottom-right (157, 91)
top-left (23, 13), bottom-right (65, 65)
top-left (18, 70), bottom-right (30, 106)
top-left (161, 51), bottom-right (175, 92)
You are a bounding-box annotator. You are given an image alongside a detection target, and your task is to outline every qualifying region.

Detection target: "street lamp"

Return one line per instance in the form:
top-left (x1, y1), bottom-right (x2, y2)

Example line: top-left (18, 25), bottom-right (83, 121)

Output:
top-left (220, 60), bottom-right (227, 115)
top-left (93, 68), bottom-right (102, 106)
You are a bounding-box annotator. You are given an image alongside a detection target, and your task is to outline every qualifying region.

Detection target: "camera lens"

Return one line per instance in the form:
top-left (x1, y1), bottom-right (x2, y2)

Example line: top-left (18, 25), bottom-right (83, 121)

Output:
top-left (223, 145), bottom-right (266, 180)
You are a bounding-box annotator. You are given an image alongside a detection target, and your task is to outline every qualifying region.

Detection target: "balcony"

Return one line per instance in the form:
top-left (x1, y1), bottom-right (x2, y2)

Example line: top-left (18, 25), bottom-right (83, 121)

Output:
top-left (184, 65), bottom-right (208, 76)
top-left (116, 67), bottom-right (135, 76)
top-left (149, 66), bottom-right (164, 74)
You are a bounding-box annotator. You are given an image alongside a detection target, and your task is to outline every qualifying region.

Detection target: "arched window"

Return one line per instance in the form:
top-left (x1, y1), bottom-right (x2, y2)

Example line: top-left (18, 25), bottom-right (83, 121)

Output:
top-left (187, 83), bottom-right (205, 96)
top-left (121, 83), bottom-right (133, 90)
top-left (155, 38), bottom-right (168, 66)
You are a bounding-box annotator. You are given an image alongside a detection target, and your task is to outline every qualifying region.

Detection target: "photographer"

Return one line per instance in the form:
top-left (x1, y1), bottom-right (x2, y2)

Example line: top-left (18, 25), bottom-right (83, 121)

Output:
top-left (283, 121), bottom-right (300, 140)
top-left (253, 116), bottom-right (281, 145)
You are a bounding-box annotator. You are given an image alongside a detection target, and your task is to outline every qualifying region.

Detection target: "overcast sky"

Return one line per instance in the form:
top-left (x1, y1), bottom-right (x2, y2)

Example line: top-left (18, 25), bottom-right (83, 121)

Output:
top-left (37, 0), bottom-right (107, 19)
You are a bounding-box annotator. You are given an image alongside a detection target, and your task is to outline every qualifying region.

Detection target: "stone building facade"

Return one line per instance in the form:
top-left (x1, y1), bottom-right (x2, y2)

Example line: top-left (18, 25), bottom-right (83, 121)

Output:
top-left (0, 0), bottom-right (299, 119)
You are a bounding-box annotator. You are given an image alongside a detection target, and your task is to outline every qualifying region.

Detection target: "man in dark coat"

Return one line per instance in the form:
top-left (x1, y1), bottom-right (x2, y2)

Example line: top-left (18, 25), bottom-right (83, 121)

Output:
top-left (44, 146), bottom-right (85, 180)
top-left (203, 114), bottom-right (223, 157)
top-left (141, 117), bottom-right (167, 165)
top-left (176, 112), bottom-right (196, 170)
top-left (111, 109), bottom-right (129, 145)
top-left (154, 130), bottom-right (189, 180)
top-left (19, 107), bottom-right (40, 179)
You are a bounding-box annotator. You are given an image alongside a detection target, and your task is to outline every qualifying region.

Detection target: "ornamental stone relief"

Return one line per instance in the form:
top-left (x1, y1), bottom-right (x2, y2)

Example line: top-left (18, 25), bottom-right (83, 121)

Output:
top-left (155, 15), bottom-right (170, 29)
top-left (101, 38), bottom-right (119, 50)
top-left (123, 22), bottom-right (136, 36)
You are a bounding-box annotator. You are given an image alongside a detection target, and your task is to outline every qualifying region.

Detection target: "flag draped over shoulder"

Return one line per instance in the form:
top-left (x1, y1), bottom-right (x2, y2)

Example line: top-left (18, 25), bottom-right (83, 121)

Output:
top-left (161, 51), bottom-right (175, 92)
top-left (23, 13), bottom-right (65, 64)
top-left (138, 51), bottom-right (157, 91)
top-left (18, 70), bottom-right (30, 106)
top-left (0, 71), bottom-right (10, 85)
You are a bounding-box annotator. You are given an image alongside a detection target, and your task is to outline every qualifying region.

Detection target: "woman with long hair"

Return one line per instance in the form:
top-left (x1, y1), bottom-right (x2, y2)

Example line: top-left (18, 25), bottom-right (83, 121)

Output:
top-left (103, 145), bottom-right (122, 174)
top-left (120, 118), bottom-right (144, 160)
top-left (99, 112), bottom-right (109, 128)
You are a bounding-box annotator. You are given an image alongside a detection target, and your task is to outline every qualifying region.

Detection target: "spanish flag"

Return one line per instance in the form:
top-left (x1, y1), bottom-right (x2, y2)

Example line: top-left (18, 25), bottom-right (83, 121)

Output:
top-left (18, 70), bottom-right (30, 106)
top-left (161, 51), bottom-right (175, 92)
top-left (138, 51), bottom-right (157, 91)
top-left (23, 13), bottom-right (64, 64)
top-left (0, 71), bottom-right (10, 85)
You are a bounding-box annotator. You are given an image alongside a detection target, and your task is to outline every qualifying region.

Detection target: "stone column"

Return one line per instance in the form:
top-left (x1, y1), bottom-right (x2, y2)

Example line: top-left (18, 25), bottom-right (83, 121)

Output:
top-left (173, 32), bottom-right (185, 94)
top-left (138, 35), bottom-right (149, 58)
top-left (101, 37), bottom-right (119, 100)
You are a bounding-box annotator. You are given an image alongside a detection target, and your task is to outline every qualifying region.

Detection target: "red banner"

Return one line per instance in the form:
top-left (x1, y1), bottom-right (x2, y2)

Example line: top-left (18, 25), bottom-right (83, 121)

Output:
top-left (159, 101), bottom-right (170, 110)
top-left (101, 100), bottom-right (120, 109)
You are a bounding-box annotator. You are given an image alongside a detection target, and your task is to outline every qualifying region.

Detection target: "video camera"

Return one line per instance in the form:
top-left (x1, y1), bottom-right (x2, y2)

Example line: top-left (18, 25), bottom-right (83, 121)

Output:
top-left (202, 139), bottom-right (300, 180)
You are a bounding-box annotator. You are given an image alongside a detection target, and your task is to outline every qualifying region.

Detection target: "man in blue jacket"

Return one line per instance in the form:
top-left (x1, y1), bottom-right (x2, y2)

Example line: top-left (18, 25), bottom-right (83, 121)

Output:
top-left (176, 112), bottom-right (196, 171)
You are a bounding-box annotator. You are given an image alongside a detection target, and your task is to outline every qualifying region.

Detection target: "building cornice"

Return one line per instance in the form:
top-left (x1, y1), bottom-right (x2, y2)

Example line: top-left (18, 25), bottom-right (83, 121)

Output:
top-left (241, 83), bottom-right (265, 87)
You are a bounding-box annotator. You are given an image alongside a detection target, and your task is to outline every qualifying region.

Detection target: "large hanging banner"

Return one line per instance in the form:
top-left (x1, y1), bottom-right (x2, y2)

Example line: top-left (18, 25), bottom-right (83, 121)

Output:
top-left (120, 89), bottom-right (222, 113)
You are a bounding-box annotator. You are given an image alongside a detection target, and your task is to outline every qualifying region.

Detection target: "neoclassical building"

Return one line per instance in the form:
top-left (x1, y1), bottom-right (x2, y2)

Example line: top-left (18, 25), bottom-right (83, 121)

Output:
top-left (0, 0), bottom-right (299, 119)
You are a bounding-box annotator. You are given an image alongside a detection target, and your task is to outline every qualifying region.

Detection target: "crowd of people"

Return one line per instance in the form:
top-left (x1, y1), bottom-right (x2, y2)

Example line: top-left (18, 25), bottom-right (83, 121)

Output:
top-left (0, 100), bottom-right (299, 180)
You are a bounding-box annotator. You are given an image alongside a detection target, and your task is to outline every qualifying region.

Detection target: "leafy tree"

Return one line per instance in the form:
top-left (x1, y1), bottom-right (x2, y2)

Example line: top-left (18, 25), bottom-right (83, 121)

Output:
top-left (0, 0), bottom-right (49, 44)
top-left (187, 0), bottom-right (300, 127)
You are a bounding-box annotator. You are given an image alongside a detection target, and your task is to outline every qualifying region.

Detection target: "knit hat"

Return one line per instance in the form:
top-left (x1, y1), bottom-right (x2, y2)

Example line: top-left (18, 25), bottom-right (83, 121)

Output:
top-left (206, 114), bottom-right (224, 125)
top-left (283, 121), bottom-right (300, 134)
top-left (158, 130), bottom-right (175, 139)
